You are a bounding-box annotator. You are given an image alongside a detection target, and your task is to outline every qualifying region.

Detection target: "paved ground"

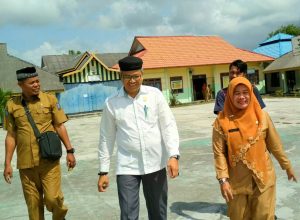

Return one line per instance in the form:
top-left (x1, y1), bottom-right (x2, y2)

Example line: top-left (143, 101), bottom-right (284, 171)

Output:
top-left (0, 97), bottom-right (300, 220)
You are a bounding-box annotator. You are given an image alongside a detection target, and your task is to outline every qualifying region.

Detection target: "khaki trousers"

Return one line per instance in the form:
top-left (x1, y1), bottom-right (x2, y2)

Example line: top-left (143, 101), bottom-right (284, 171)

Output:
top-left (227, 184), bottom-right (275, 220)
top-left (19, 159), bottom-right (68, 220)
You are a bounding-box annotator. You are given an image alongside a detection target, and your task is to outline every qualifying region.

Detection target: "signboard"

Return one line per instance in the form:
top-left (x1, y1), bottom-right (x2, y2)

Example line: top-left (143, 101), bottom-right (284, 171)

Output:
top-left (222, 76), bottom-right (229, 88)
top-left (170, 80), bottom-right (183, 90)
top-left (292, 36), bottom-right (300, 55)
top-left (88, 75), bottom-right (101, 82)
top-left (247, 69), bottom-right (255, 74)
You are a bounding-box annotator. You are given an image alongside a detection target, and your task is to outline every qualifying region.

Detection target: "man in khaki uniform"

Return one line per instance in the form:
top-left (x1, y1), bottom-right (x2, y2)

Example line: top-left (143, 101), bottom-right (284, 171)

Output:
top-left (3, 67), bottom-right (76, 220)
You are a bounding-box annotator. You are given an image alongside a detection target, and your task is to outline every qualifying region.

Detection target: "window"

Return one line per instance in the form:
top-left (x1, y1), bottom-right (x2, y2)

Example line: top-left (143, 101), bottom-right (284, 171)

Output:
top-left (220, 72), bottom-right (229, 88)
top-left (247, 69), bottom-right (259, 85)
top-left (170, 76), bottom-right (183, 93)
top-left (143, 78), bottom-right (162, 90)
top-left (271, 72), bottom-right (280, 87)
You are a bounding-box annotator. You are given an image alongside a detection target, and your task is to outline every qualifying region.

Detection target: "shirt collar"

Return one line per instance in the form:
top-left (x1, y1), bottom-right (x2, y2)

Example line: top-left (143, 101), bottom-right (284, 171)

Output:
top-left (21, 92), bottom-right (41, 103)
top-left (117, 85), bottom-right (147, 98)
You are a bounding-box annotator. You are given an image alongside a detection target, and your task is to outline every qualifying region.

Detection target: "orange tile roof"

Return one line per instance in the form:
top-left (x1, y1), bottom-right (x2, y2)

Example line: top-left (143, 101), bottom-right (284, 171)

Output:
top-left (125, 36), bottom-right (274, 69)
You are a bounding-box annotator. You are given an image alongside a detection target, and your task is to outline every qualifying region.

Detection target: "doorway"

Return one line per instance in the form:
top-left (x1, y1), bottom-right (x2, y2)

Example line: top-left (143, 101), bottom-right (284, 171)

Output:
top-left (286, 71), bottom-right (296, 93)
top-left (192, 75), bottom-right (207, 101)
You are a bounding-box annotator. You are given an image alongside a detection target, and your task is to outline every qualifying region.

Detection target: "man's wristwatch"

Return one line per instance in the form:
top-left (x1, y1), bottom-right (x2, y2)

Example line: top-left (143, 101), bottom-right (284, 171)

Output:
top-left (98, 172), bottom-right (108, 176)
top-left (66, 148), bottom-right (75, 154)
top-left (170, 155), bottom-right (180, 160)
top-left (218, 178), bottom-right (228, 185)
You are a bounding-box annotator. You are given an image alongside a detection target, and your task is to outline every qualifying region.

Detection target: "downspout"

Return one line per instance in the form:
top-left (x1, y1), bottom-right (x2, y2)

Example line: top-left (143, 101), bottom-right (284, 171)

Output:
top-left (212, 65), bottom-right (217, 98)
top-left (164, 68), bottom-right (169, 102)
top-left (188, 67), bottom-right (193, 102)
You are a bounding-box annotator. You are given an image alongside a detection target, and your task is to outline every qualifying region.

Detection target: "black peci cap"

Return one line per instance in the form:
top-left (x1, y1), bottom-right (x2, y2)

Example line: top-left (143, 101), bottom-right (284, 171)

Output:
top-left (16, 67), bottom-right (38, 81)
top-left (118, 56), bottom-right (143, 71)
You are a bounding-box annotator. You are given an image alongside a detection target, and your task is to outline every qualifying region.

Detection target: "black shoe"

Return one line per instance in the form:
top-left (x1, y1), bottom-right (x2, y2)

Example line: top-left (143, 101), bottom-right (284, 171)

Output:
top-left (275, 215), bottom-right (277, 220)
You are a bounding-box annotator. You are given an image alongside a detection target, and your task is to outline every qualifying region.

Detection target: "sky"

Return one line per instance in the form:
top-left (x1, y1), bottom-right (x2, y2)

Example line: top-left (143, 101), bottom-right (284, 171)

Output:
top-left (1, 0), bottom-right (300, 66)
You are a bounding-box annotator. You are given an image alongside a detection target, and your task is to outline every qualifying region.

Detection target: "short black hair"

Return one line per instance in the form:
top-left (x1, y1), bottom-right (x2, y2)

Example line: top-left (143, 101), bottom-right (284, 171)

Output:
top-left (229, 59), bottom-right (247, 74)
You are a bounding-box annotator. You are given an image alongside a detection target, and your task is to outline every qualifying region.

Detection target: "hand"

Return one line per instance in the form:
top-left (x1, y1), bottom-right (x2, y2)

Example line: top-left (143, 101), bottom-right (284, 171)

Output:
top-left (98, 175), bottom-right (109, 192)
top-left (286, 168), bottom-right (297, 182)
top-left (220, 182), bottom-right (233, 202)
top-left (167, 158), bottom-right (179, 179)
top-left (3, 164), bottom-right (13, 184)
top-left (66, 153), bottom-right (76, 171)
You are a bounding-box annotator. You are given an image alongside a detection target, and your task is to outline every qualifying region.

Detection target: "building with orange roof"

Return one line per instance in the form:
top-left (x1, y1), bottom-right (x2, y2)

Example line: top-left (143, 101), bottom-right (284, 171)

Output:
top-left (114, 36), bottom-right (274, 104)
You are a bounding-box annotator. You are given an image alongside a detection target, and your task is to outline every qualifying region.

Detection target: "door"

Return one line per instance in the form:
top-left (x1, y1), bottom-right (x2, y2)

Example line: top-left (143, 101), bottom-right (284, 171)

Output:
top-left (286, 71), bottom-right (296, 93)
top-left (192, 75), bottom-right (207, 101)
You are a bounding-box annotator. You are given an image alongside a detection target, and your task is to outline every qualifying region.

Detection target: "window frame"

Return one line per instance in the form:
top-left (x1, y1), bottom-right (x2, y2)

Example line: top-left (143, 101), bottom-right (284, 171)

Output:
top-left (247, 69), bottom-right (259, 85)
top-left (143, 78), bottom-right (162, 90)
top-left (170, 76), bottom-right (184, 94)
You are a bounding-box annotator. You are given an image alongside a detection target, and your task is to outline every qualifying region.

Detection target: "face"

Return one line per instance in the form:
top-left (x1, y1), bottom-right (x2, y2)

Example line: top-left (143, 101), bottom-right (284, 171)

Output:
top-left (233, 84), bottom-right (250, 110)
top-left (121, 70), bottom-right (143, 97)
top-left (229, 66), bottom-right (245, 81)
top-left (18, 76), bottom-right (40, 97)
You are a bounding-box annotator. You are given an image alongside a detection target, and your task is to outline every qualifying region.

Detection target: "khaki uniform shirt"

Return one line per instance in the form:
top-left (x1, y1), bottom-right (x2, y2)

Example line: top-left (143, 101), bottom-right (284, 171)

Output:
top-left (4, 92), bottom-right (68, 169)
top-left (213, 111), bottom-right (291, 194)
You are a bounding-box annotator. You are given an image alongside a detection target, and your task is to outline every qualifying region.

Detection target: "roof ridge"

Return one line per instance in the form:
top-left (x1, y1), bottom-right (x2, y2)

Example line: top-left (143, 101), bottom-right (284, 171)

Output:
top-left (7, 54), bottom-right (40, 68)
top-left (237, 47), bottom-right (275, 60)
top-left (135, 35), bottom-right (220, 38)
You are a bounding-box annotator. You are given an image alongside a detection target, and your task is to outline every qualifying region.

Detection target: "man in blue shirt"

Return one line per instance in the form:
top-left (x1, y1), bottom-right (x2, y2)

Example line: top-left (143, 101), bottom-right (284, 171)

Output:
top-left (214, 59), bottom-right (265, 115)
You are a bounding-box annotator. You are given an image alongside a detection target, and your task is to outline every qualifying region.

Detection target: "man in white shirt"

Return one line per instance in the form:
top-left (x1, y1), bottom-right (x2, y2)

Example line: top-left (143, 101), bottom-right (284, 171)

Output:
top-left (97, 56), bottom-right (180, 220)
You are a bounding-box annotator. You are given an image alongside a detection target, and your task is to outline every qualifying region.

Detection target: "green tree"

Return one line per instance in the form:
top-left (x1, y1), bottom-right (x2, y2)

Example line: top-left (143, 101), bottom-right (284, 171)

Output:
top-left (268, 24), bottom-right (300, 37)
top-left (0, 88), bottom-right (12, 124)
top-left (68, 50), bottom-right (75, 55)
top-left (68, 50), bottom-right (82, 55)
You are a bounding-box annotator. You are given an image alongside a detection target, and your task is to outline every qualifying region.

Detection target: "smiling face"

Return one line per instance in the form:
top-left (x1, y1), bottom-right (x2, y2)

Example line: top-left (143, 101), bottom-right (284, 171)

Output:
top-left (233, 84), bottom-right (250, 110)
top-left (18, 76), bottom-right (40, 98)
top-left (121, 69), bottom-right (143, 98)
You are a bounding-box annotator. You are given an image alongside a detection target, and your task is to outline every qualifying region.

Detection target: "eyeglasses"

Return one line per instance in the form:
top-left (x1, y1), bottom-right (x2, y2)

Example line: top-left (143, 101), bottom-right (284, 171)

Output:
top-left (122, 74), bottom-right (142, 81)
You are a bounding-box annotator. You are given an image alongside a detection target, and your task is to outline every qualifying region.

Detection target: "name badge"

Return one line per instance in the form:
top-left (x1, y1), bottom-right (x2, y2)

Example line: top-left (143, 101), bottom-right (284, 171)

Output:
top-left (228, 128), bottom-right (239, 133)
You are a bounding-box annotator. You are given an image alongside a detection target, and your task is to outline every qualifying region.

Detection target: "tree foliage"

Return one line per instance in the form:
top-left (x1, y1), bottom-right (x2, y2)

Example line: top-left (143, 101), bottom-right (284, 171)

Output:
top-left (68, 50), bottom-right (82, 55)
top-left (0, 88), bottom-right (12, 124)
top-left (268, 24), bottom-right (300, 37)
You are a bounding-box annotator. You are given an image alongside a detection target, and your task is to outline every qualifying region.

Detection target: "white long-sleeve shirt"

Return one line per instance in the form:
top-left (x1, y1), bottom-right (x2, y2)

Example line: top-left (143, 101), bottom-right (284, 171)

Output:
top-left (98, 85), bottom-right (180, 175)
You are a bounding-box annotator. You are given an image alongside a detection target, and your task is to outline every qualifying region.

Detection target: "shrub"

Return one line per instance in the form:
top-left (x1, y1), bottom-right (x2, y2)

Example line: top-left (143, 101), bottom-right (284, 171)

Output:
top-left (274, 89), bottom-right (283, 97)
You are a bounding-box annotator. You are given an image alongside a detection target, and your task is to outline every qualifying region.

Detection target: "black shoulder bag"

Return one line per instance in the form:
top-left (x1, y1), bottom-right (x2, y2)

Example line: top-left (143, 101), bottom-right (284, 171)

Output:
top-left (22, 100), bottom-right (62, 161)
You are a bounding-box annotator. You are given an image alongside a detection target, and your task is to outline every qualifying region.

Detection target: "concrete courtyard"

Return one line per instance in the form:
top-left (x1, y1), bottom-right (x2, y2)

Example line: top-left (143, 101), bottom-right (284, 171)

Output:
top-left (0, 97), bottom-right (299, 220)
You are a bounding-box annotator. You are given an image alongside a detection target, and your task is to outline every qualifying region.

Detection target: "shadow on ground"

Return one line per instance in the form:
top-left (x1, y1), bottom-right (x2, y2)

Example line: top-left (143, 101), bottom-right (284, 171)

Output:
top-left (170, 201), bottom-right (227, 220)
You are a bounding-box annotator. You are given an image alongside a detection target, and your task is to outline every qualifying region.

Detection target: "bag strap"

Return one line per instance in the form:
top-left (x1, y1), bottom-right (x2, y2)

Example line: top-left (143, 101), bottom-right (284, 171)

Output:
top-left (21, 99), bottom-right (41, 139)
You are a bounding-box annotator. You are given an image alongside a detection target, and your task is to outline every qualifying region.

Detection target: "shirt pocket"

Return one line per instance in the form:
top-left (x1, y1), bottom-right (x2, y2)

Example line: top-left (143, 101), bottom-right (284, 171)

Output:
top-left (144, 106), bottom-right (157, 124)
top-left (34, 104), bottom-right (52, 124)
top-left (115, 111), bottom-right (126, 122)
top-left (13, 108), bottom-right (27, 127)
top-left (42, 105), bottom-right (51, 114)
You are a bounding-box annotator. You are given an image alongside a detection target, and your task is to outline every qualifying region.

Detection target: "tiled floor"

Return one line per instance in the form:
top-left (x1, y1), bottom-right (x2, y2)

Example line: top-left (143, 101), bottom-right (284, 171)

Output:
top-left (1, 97), bottom-right (299, 220)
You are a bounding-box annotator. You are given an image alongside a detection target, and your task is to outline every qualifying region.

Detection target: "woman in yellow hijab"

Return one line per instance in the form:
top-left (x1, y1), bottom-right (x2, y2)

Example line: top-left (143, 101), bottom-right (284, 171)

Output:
top-left (212, 77), bottom-right (297, 220)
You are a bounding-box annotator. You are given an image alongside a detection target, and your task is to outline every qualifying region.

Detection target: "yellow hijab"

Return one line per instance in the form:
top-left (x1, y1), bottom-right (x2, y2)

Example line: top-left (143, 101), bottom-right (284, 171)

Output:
top-left (218, 77), bottom-right (267, 184)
